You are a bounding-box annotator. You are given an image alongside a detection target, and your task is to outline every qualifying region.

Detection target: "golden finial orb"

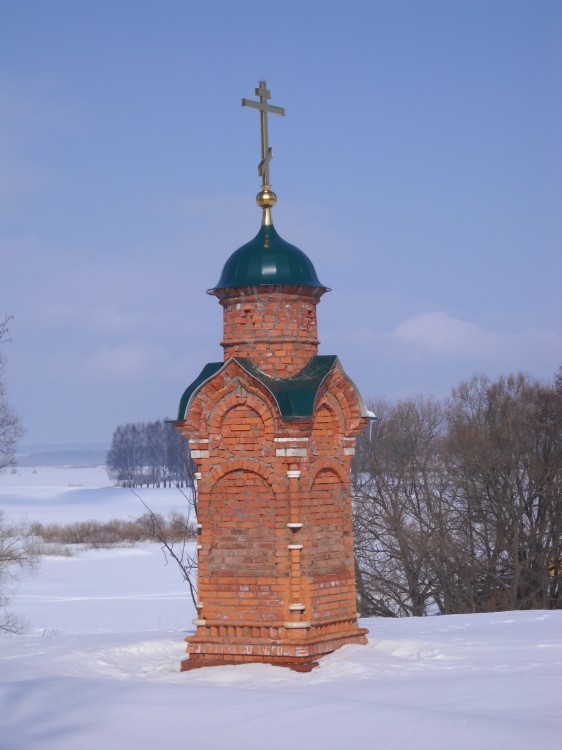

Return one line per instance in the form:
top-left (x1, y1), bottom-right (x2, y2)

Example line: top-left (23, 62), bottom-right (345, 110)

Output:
top-left (256, 188), bottom-right (277, 209)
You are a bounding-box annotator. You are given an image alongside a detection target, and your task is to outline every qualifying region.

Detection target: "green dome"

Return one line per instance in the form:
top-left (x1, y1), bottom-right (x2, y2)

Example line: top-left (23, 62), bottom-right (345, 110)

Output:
top-left (209, 224), bottom-right (327, 293)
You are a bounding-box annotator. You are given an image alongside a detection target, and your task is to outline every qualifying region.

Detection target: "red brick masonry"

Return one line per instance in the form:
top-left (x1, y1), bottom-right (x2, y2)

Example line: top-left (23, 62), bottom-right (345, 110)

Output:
top-left (176, 285), bottom-right (368, 671)
top-left (218, 285), bottom-right (323, 377)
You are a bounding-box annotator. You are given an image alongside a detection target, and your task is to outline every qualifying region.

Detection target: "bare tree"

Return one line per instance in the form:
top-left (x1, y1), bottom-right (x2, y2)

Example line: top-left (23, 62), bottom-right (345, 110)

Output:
top-left (107, 422), bottom-right (146, 487)
top-left (446, 373), bottom-right (562, 611)
top-left (107, 417), bottom-right (199, 604)
top-left (107, 419), bottom-right (195, 489)
top-left (353, 396), bottom-right (448, 616)
top-left (353, 372), bottom-right (562, 617)
top-left (134, 461), bottom-right (199, 608)
top-left (0, 318), bottom-right (33, 633)
top-left (0, 317), bottom-right (23, 472)
top-left (0, 512), bottom-right (38, 632)
top-left (136, 492), bottom-right (199, 608)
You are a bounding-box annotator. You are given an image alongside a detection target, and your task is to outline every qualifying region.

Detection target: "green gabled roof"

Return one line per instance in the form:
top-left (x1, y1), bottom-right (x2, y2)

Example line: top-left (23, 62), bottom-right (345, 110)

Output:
top-left (208, 224), bottom-right (328, 293)
top-left (176, 362), bottom-right (224, 422)
top-left (176, 355), bottom-right (338, 422)
top-left (236, 355), bottom-right (337, 418)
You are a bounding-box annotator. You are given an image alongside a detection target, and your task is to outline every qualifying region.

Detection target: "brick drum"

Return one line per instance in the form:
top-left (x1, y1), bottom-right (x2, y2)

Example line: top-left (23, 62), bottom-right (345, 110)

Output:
top-left (175, 260), bottom-right (369, 671)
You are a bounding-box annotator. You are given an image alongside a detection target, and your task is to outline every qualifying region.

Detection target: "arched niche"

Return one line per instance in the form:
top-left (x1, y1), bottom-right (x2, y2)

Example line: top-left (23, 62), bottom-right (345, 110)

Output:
top-left (304, 468), bottom-right (349, 575)
top-left (209, 470), bottom-right (277, 576)
top-left (312, 398), bottom-right (343, 453)
top-left (217, 402), bottom-right (272, 455)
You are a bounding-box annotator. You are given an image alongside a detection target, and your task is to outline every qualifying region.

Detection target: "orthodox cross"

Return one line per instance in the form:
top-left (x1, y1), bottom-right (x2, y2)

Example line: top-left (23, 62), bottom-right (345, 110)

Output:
top-left (242, 80), bottom-right (286, 190)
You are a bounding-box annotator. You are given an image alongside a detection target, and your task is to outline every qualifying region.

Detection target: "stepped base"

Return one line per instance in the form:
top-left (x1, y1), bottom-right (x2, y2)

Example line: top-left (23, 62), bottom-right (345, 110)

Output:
top-left (180, 625), bottom-right (369, 673)
top-left (181, 656), bottom-right (321, 672)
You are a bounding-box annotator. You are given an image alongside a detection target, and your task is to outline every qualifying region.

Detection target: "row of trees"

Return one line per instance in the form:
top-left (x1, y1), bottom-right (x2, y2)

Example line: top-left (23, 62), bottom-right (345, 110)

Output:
top-left (352, 371), bottom-right (562, 617)
top-left (106, 419), bottom-right (195, 488)
top-left (31, 512), bottom-right (196, 549)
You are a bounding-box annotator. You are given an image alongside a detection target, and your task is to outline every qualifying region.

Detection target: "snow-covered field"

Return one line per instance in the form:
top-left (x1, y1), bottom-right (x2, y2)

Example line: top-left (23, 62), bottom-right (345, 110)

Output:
top-left (1, 467), bottom-right (561, 750)
top-left (0, 465), bottom-right (191, 524)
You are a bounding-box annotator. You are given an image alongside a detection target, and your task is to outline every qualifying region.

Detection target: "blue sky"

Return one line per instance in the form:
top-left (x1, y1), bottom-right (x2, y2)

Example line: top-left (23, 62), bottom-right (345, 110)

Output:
top-left (2, 0), bottom-right (560, 445)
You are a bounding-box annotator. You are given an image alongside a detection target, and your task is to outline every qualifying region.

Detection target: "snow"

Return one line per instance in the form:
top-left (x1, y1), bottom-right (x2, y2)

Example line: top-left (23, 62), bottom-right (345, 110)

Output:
top-left (1, 468), bottom-right (561, 750)
top-left (0, 466), bottom-right (190, 523)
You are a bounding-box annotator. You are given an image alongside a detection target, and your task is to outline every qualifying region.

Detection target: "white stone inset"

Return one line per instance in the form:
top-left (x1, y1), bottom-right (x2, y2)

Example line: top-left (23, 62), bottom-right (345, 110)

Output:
top-left (344, 447), bottom-right (356, 456)
top-left (283, 621), bottom-right (311, 629)
top-left (276, 448), bottom-right (307, 457)
top-left (286, 470), bottom-right (301, 479)
top-left (190, 449), bottom-right (209, 459)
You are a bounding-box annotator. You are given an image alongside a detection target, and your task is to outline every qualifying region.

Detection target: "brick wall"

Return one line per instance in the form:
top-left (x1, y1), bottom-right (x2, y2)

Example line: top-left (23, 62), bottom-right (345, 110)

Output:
top-left (217, 285), bottom-right (323, 377)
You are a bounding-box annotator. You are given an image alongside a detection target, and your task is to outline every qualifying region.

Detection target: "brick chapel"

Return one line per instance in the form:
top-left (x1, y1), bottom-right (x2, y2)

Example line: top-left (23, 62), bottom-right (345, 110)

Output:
top-left (174, 81), bottom-right (369, 671)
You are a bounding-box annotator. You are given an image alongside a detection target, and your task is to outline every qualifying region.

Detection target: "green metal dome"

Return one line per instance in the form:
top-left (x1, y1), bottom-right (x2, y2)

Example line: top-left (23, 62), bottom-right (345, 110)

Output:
top-left (209, 223), bottom-right (327, 294)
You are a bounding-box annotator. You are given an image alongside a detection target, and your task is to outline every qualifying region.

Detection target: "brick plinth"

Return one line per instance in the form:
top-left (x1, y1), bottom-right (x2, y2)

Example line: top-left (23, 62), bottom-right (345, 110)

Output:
top-left (181, 624), bottom-right (369, 672)
top-left (176, 281), bottom-right (369, 671)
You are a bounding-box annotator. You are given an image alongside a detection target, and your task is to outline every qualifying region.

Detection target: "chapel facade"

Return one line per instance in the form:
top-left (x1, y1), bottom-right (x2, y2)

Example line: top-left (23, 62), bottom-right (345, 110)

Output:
top-left (174, 82), bottom-right (369, 671)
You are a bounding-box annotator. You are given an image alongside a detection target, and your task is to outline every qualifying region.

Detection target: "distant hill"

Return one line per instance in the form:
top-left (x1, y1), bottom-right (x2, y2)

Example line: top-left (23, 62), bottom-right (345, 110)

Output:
top-left (17, 443), bottom-right (109, 468)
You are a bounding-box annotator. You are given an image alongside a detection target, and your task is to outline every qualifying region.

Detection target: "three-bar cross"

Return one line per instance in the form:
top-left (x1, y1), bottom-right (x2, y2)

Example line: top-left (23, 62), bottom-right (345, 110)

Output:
top-left (242, 80), bottom-right (286, 190)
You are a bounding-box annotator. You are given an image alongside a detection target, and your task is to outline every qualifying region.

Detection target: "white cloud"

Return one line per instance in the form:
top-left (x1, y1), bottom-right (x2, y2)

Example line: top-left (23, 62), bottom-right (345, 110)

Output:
top-left (385, 312), bottom-right (495, 357)
top-left (383, 311), bottom-right (561, 367)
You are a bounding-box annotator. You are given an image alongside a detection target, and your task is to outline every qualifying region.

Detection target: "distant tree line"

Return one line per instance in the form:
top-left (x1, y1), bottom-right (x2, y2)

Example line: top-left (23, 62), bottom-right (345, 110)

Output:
top-left (31, 512), bottom-right (196, 550)
top-left (106, 419), bottom-right (195, 488)
top-left (352, 371), bottom-right (562, 617)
